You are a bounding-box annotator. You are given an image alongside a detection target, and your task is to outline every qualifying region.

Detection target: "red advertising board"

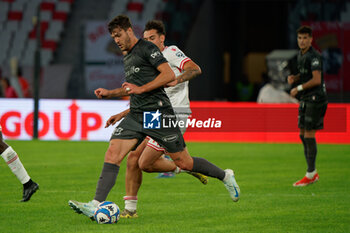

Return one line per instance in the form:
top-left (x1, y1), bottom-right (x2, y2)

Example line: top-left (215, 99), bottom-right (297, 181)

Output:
top-left (184, 102), bottom-right (350, 144)
top-left (1, 100), bottom-right (349, 144)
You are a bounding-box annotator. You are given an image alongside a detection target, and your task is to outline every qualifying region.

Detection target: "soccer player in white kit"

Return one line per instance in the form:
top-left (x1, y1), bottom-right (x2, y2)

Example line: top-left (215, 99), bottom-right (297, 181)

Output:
top-left (0, 125), bottom-right (39, 201)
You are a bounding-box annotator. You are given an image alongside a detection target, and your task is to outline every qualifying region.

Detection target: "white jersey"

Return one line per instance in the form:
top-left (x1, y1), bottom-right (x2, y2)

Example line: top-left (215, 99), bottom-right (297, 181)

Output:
top-left (162, 45), bottom-right (191, 114)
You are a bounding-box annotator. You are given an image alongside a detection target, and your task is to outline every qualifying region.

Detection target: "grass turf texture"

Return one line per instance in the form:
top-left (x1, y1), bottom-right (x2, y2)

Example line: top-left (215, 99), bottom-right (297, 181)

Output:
top-left (0, 141), bottom-right (349, 233)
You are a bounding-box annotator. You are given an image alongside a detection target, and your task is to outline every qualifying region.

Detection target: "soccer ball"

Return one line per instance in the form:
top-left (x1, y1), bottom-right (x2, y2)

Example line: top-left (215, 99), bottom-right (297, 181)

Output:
top-left (94, 201), bottom-right (120, 224)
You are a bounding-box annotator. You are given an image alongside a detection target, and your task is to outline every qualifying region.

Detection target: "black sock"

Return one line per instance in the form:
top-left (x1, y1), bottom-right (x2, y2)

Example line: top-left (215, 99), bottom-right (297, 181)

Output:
top-left (299, 135), bottom-right (307, 157)
top-left (191, 157), bottom-right (226, 180)
top-left (300, 135), bottom-right (308, 165)
top-left (304, 138), bottom-right (317, 172)
top-left (23, 179), bottom-right (33, 189)
top-left (94, 163), bottom-right (120, 202)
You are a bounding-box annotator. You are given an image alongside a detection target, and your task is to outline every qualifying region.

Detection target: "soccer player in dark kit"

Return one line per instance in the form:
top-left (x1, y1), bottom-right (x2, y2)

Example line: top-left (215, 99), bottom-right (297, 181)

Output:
top-left (68, 15), bottom-right (240, 219)
top-left (288, 25), bottom-right (327, 187)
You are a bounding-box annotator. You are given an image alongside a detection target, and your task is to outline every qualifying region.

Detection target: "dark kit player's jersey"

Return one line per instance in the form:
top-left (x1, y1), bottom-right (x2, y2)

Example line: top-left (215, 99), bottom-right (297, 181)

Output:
top-left (124, 39), bottom-right (172, 112)
top-left (297, 46), bottom-right (327, 102)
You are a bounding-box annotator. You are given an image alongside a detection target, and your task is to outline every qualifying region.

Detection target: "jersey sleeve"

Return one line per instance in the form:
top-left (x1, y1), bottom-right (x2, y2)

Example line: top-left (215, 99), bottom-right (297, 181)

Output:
top-left (310, 55), bottom-right (322, 71)
top-left (142, 40), bottom-right (168, 68)
top-left (164, 45), bottom-right (191, 70)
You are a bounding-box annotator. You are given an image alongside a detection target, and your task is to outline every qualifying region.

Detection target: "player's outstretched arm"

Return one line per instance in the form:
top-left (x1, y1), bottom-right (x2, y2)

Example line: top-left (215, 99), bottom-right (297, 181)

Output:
top-left (94, 87), bottom-right (129, 99)
top-left (123, 63), bottom-right (175, 94)
top-left (105, 109), bottom-right (130, 128)
top-left (167, 60), bottom-right (201, 87)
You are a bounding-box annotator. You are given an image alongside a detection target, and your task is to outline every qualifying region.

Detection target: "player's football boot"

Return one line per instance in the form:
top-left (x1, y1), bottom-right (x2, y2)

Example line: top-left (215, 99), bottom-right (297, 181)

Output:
top-left (68, 200), bottom-right (97, 220)
top-left (223, 169), bottom-right (240, 202)
top-left (188, 172), bottom-right (208, 185)
top-left (120, 209), bottom-right (138, 218)
top-left (293, 173), bottom-right (319, 187)
top-left (156, 172), bottom-right (175, 178)
top-left (21, 181), bottom-right (39, 202)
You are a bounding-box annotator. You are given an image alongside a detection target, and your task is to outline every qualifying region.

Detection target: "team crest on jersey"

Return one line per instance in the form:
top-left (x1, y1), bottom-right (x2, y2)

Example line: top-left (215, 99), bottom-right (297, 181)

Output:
top-left (311, 58), bottom-right (320, 67)
top-left (176, 51), bottom-right (185, 58)
top-left (150, 51), bottom-right (161, 58)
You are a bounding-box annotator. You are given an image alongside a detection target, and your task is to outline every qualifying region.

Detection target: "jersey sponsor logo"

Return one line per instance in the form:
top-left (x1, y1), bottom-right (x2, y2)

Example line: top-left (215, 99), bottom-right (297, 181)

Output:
top-left (150, 51), bottom-right (161, 58)
top-left (125, 66), bottom-right (140, 77)
top-left (143, 110), bottom-right (161, 129)
top-left (176, 51), bottom-right (185, 58)
top-left (162, 134), bottom-right (178, 142)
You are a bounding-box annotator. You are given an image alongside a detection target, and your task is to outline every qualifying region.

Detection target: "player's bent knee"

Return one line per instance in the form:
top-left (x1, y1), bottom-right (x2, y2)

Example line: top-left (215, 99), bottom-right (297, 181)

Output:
top-left (138, 160), bottom-right (153, 172)
top-left (173, 160), bottom-right (192, 171)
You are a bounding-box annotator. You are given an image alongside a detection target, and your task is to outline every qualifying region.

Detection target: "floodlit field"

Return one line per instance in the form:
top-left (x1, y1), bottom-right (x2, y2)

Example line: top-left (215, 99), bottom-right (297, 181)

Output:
top-left (0, 140), bottom-right (349, 233)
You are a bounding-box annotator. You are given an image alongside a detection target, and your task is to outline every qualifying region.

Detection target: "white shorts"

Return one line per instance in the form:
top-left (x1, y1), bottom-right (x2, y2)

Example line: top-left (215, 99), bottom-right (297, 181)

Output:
top-left (146, 113), bottom-right (190, 152)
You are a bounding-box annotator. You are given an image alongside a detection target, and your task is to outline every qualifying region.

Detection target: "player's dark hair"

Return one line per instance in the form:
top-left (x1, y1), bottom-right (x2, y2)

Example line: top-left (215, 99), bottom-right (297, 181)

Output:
top-left (108, 15), bottom-right (132, 33)
top-left (144, 20), bottom-right (166, 36)
top-left (297, 25), bottom-right (312, 36)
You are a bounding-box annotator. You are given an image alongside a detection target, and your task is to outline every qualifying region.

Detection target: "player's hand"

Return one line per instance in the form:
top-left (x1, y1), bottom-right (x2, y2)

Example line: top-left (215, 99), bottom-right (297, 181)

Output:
top-left (122, 82), bottom-right (144, 94)
top-left (105, 114), bottom-right (123, 128)
top-left (94, 88), bottom-right (110, 99)
top-left (290, 87), bottom-right (298, 97)
top-left (287, 75), bottom-right (295, 85)
top-left (165, 79), bottom-right (178, 87)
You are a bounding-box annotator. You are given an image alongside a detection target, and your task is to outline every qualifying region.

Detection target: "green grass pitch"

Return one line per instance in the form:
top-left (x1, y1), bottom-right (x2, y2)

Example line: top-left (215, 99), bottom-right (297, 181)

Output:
top-left (0, 140), bottom-right (349, 233)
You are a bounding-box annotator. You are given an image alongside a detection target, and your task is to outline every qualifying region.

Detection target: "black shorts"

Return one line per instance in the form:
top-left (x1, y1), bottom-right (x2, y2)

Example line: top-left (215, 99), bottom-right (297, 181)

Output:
top-left (110, 109), bottom-right (185, 153)
top-left (298, 100), bottom-right (327, 130)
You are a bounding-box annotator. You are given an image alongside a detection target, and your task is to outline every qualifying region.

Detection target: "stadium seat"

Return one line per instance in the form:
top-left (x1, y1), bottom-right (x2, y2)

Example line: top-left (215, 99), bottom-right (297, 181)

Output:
top-left (56, 1), bottom-right (71, 12)
top-left (143, 0), bottom-right (162, 21)
top-left (0, 2), bottom-right (10, 23)
top-left (52, 11), bottom-right (68, 21)
top-left (7, 11), bottom-right (23, 21)
top-left (127, 1), bottom-right (144, 13)
top-left (45, 20), bottom-right (64, 41)
top-left (109, 0), bottom-right (128, 19)
top-left (11, 0), bottom-right (25, 11)
top-left (40, 2), bottom-right (55, 12)
top-left (41, 49), bottom-right (53, 66)
top-left (40, 10), bottom-right (52, 21)
top-left (5, 20), bottom-right (19, 32)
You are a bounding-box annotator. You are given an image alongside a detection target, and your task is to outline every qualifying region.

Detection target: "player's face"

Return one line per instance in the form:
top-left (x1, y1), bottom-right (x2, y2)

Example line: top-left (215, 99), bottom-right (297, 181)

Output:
top-left (143, 29), bottom-right (165, 50)
top-left (297, 33), bottom-right (312, 51)
top-left (111, 27), bottom-right (132, 52)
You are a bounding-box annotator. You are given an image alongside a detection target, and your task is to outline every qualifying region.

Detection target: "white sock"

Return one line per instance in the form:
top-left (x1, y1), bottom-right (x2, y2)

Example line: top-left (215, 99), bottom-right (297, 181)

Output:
top-left (306, 170), bottom-right (317, 179)
top-left (123, 196), bottom-right (137, 211)
top-left (1, 147), bottom-right (30, 184)
top-left (174, 167), bottom-right (181, 174)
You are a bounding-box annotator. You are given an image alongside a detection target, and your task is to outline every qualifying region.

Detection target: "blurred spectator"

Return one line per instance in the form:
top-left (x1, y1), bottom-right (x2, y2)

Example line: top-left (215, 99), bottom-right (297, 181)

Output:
top-left (17, 68), bottom-right (31, 98)
top-left (1, 77), bottom-right (18, 98)
top-left (257, 83), bottom-right (298, 103)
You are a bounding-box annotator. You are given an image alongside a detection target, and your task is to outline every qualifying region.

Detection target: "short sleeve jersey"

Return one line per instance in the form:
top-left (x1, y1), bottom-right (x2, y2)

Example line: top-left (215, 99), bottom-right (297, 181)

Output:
top-left (163, 45), bottom-right (191, 113)
top-left (124, 39), bottom-right (172, 112)
top-left (297, 46), bottom-right (327, 101)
